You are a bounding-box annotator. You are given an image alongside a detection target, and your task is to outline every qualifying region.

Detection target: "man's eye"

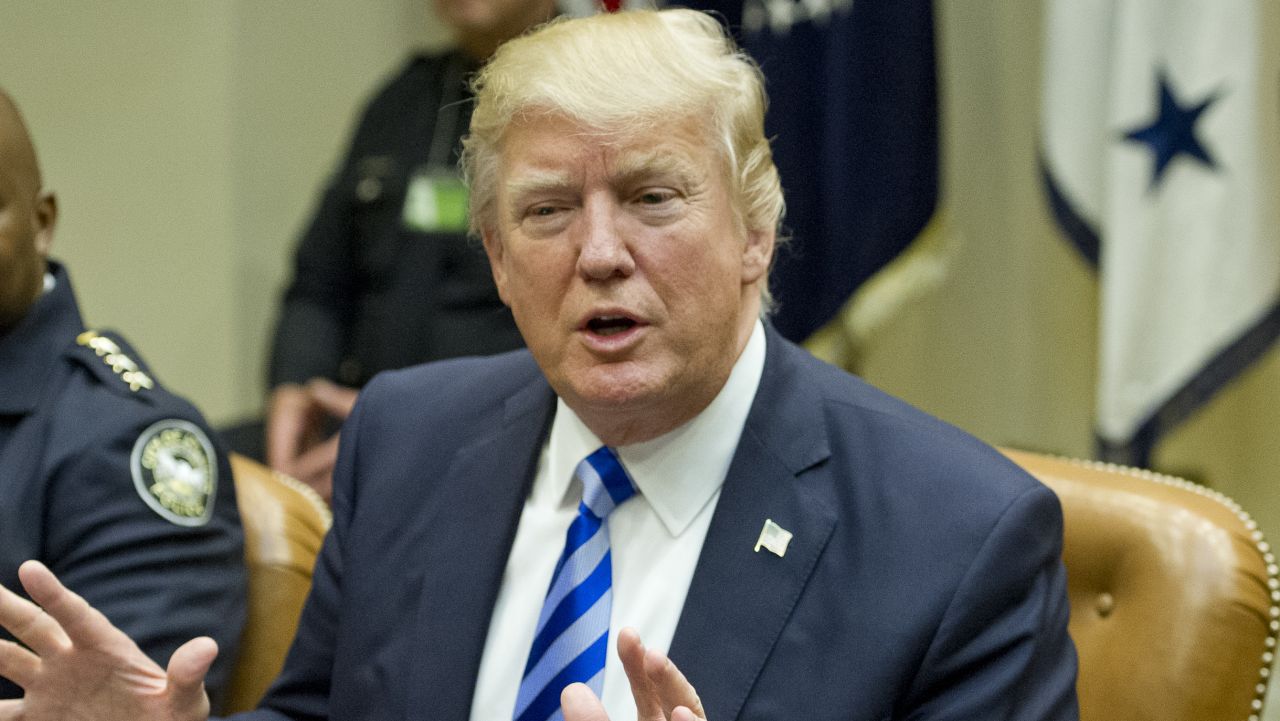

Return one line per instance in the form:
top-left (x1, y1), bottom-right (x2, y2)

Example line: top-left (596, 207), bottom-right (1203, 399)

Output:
top-left (638, 191), bottom-right (674, 204)
top-left (529, 206), bottom-right (558, 217)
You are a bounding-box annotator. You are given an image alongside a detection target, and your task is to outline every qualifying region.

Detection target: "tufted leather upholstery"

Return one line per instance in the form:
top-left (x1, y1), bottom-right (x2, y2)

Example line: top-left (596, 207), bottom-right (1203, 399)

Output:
top-left (225, 453), bottom-right (332, 714)
top-left (1004, 448), bottom-right (1278, 721)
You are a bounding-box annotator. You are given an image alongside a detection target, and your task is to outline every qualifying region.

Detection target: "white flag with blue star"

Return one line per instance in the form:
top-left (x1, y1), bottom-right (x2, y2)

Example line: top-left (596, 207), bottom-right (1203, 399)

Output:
top-left (1041, 0), bottom-right (1280, 466)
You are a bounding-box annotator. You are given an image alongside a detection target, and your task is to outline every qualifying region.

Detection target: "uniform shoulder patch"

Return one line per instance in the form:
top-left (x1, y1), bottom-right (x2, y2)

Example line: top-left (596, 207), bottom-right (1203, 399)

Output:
top-left (130, 419), bottom-right (217, 526)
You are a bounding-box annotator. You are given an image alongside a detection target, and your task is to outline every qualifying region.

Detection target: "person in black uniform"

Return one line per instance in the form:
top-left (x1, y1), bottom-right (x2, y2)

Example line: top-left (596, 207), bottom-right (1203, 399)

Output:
top-left (262, 0), bottom-right (556, 501)
top-left (0, 89), bottom-right (245, 712)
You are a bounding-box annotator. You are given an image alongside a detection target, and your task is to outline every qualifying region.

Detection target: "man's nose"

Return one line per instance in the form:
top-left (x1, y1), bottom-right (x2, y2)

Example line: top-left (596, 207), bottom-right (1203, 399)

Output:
top-left (576, 197), bottom-right (635, 280)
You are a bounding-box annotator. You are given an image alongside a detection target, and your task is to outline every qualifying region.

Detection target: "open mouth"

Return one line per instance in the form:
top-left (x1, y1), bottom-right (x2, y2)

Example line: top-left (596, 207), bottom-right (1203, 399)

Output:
top-left (586, 315), bottom-right (638, 336)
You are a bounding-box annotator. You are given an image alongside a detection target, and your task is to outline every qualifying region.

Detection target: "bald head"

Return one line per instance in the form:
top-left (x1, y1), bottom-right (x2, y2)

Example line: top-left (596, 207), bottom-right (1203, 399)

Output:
top-left (0, 88), bottom-right (57, 333)
top-left (0, 90), bottom-right (42, 195)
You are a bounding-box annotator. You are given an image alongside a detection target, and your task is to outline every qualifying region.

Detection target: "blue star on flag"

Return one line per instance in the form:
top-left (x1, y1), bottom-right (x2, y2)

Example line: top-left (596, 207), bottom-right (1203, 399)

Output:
top-left (1122, 68), bottom-right (1220, 189)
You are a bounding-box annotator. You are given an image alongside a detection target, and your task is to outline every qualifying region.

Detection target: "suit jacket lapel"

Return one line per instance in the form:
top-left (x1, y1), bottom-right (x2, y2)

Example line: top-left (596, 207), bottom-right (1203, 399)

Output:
top-left (668, 330), bottom-right (836, 721)
top-left (407, 376), bottom-right (556, 719)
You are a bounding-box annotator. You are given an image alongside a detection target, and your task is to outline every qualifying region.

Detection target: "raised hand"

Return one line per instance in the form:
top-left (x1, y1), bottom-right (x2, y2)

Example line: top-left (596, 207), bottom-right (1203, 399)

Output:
top-left (0, 561), bottom-right (213, 721)
top-left (561, 628), bottom-right (706, 721)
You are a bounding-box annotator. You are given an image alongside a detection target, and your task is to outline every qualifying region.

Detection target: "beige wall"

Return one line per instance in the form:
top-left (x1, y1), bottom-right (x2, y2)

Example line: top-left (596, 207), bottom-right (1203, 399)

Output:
top-left (0, 0), bottom-right (446, 423)
top-left (2, 2), bottom-right (240, 419)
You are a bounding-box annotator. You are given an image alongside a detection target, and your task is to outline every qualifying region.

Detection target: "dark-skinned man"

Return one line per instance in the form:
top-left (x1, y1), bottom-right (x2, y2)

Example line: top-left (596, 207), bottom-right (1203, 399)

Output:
top-left (0, 89), bottom-right (245, 713)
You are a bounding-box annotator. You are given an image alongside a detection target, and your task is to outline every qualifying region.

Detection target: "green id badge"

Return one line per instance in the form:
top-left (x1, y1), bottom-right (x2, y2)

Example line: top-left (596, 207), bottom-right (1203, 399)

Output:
top-left (402, 169), bottom-right (469, 233)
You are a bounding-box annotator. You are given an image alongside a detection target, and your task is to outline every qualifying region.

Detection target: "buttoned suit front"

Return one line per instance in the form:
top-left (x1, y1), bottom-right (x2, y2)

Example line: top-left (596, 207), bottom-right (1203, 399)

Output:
top-left (234, 326), bottom-right (1078, 721)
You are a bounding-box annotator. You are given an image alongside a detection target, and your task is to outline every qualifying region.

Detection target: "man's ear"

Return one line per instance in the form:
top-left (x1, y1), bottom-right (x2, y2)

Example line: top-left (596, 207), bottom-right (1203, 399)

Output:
top-left (33, 190), bottom-right (56, 257)
top-left (741, 226), bottom-right (775, 285)
top-left (480, 225), bottom-right (511, 306)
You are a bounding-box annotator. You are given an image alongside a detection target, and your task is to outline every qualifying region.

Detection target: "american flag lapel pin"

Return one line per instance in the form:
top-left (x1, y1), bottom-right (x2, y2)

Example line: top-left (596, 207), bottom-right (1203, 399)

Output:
top-left (754, 518), bottom-right (793, 558)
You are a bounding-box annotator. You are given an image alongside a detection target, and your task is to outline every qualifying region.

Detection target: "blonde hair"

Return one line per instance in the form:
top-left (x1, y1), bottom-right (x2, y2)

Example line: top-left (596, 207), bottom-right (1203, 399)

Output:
top-left (462, 9), bottom-right (785, 301)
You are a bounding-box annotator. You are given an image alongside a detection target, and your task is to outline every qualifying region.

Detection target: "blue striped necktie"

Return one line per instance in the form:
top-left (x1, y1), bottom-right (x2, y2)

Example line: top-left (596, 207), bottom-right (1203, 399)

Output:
top-left (513, 446), bottom-right (637, 721)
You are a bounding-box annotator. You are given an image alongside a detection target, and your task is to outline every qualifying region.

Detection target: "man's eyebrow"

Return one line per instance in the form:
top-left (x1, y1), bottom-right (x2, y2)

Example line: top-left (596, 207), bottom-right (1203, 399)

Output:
top-left (611, 150), bottom-right (704, 189)
top-left (503, 168), bottom-right (577, 203)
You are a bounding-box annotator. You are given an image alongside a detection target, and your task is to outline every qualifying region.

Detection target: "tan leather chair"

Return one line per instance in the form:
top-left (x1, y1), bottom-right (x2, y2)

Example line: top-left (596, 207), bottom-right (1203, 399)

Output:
top-left (225, 453), bottom-right (332, 713)
top-left (1003, 448), bottom-right (1279, 721)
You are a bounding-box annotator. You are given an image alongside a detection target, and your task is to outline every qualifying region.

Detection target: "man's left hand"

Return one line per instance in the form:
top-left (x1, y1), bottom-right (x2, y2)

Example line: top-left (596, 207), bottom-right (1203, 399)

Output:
top-left (0, 561), bottom-right (215, 721)
top-left (561, 628), bottom-right (706, 721)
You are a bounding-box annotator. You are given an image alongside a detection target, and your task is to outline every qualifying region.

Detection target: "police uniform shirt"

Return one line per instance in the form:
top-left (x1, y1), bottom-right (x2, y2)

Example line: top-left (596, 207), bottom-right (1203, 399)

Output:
top-left (0, 262), bottom-right (246, 711)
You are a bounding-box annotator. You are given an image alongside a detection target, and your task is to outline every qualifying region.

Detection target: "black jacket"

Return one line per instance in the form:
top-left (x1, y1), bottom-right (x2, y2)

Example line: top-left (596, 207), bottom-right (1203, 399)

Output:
top-left (269, 51), bottom-right (524, 390)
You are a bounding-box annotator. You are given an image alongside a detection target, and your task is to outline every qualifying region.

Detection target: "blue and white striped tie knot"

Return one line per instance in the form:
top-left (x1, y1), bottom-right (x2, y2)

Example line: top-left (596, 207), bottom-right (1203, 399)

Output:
top-left (513, 446), bottom-right (636, 721)
top-left (576, 445), bottom-right (636, 520)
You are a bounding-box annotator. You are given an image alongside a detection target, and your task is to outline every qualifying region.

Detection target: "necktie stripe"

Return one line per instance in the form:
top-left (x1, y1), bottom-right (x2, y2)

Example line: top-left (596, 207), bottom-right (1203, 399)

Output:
top-left (514, 632), bottom-right (610, 721)
top-left (534, 527), bottom-right (610, 634)
top-left (539, 666), bottom-right (602, 721)
top-left (513, 446), bottom-right (636, 721)
top-left (576, 466), bottom-right (617, 519)
top-left (524, 550), bottom-right (613, 673)
top-left (551, 510), bottom-right (603, 579)
top-left (585, 446), bottom-right (634, 509)
top-left (514, 590), bottom-right (613, 716)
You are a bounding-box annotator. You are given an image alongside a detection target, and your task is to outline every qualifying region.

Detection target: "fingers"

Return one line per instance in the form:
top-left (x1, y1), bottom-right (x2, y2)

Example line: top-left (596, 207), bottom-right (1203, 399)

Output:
top-left (307, 379), bottom-right (359, 420)
top-left (0, 566), bottom-right (69, 656)
top-left (561, 682), bottom-right (610, 721)
top-left (618, 628), bottom-right (662, 719)
top-left (0, 638), bottom-right (40, 689)
top-left (166, 637), bottom-right (217, 716)
top-left (617, 628), bottom-right (705, 721)
top-left (291, 435), bottom-right (339, 503)
top-left (643, 646), bottom-right (705, 720)
top-left (19, 561), bottom-right (119, 652)
top-left (266, 383), bottom-right (317, 471)
top-left (0, 699), bottom-right (23, 720)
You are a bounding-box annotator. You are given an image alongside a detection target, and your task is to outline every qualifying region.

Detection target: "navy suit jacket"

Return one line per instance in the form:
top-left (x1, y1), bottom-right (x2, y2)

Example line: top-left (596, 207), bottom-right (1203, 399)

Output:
top-left (235, 327), bottom-right (1077, 721)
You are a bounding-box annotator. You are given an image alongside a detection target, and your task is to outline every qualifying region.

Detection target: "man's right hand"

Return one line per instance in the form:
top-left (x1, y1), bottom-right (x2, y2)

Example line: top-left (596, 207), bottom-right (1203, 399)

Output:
top-left (0, 561), bottom-right (213, 721)
top-left (266, 378), bottom-right (358, 503)
top-left (562, 628), bottom-right (706, 721)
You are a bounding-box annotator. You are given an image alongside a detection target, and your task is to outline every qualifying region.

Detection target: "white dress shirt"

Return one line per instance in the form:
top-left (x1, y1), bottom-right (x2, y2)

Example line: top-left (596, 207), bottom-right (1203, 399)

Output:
top-left (469, 320), bottom-right (767, 721)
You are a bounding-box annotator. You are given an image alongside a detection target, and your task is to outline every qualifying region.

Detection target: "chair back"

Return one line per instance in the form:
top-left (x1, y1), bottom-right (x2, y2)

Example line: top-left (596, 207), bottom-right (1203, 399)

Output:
top-left (224, 453), bottom-right (332, 713)
top-left (1004, 448), bottom-right (1278, 721)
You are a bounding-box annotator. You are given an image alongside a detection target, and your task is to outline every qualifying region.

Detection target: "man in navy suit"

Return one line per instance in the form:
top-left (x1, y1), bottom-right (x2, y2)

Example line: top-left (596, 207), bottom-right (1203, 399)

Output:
top-left (0, 9), bottom-right (1077, 721)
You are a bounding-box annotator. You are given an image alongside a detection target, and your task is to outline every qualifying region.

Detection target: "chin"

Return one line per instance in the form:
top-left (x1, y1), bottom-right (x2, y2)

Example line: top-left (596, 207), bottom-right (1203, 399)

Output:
top-left (562, 363), bottom-right (666, 411)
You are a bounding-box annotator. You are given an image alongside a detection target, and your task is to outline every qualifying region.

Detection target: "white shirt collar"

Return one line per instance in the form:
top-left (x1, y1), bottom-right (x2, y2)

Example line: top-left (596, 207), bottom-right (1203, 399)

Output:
top-left (43, 272), bottom-right (55, 294)
top-left (539, 319), bottom-right (768, 537)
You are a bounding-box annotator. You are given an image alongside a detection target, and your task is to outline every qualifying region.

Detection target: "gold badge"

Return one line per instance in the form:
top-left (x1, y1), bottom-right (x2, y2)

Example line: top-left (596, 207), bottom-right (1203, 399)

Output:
top-left (130, 420), bottom-right (217, 526)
